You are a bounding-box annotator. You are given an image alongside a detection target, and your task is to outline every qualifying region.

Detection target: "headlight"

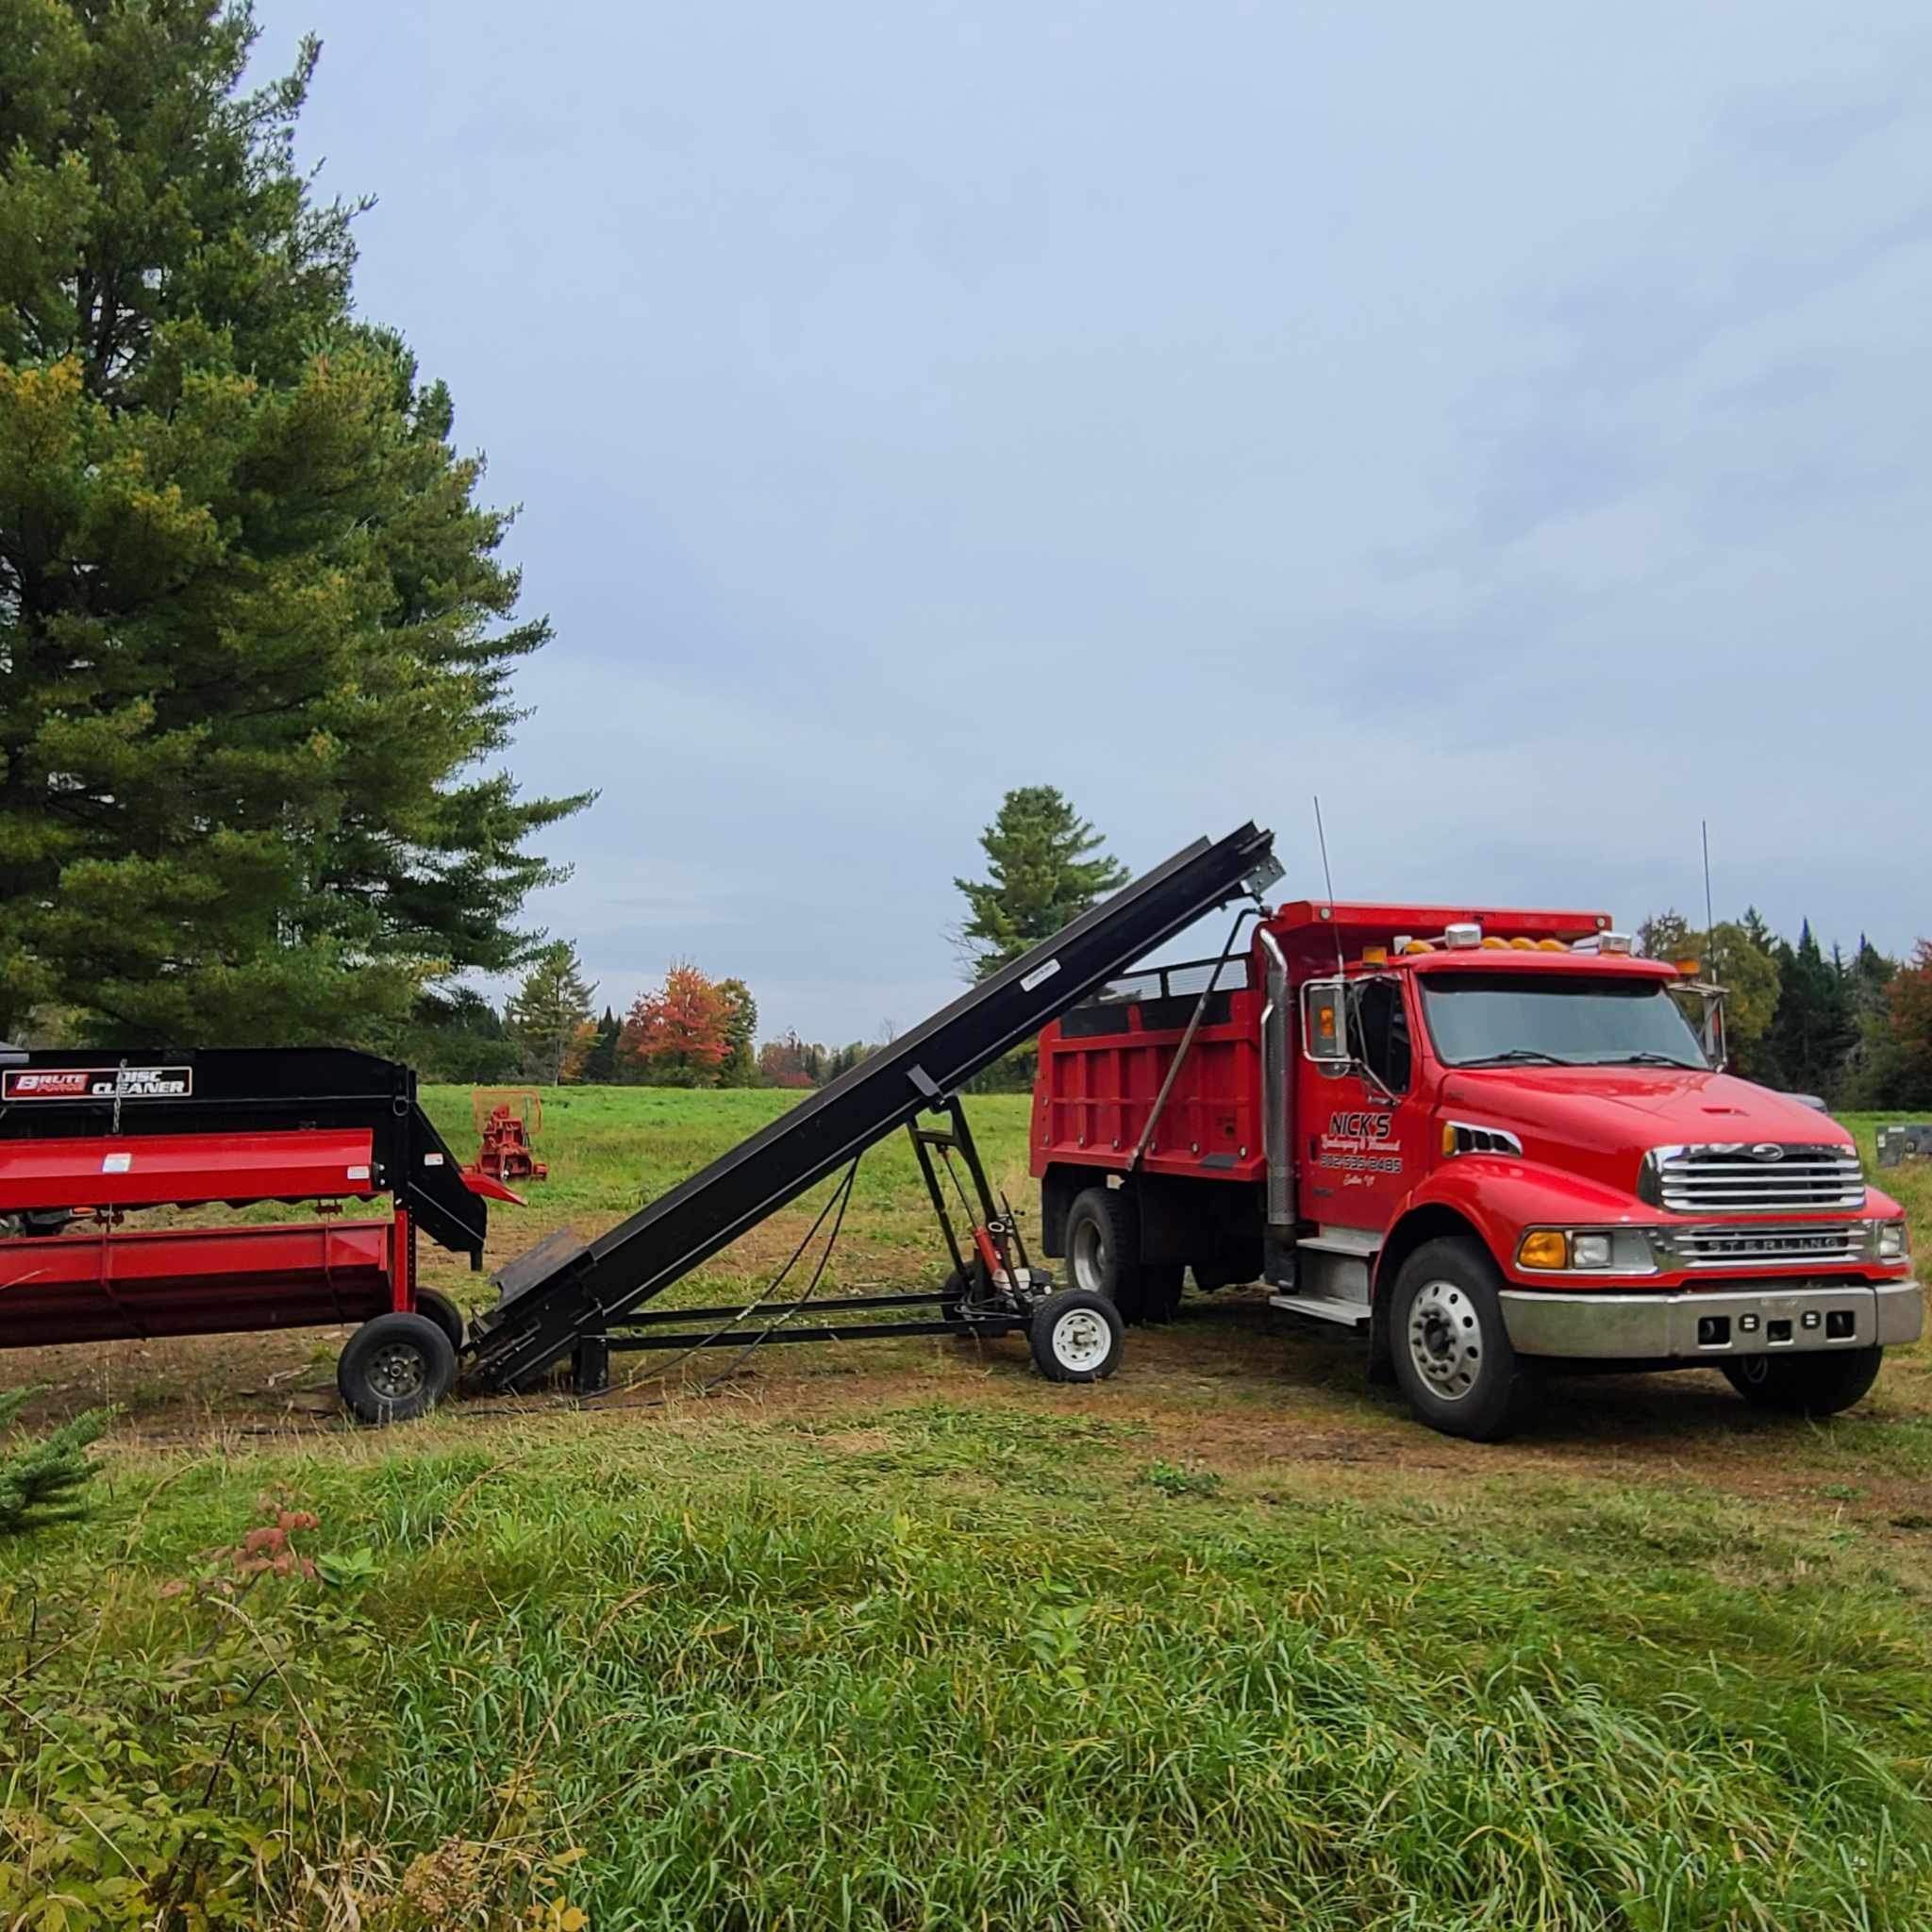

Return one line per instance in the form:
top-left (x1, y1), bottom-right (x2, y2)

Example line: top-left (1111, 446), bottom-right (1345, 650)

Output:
top-left (1517, 1229), bottom-right (1657, 1274)
top-left (1874, 1221), bottom-right (1909, 1262)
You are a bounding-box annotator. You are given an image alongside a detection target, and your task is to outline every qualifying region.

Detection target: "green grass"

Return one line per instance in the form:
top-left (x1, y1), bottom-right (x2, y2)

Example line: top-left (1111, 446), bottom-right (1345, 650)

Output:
top-left (3, 1091), bottom-right (1929, 1927)
top-left (8, 1407), bottom-right (1932, 1930)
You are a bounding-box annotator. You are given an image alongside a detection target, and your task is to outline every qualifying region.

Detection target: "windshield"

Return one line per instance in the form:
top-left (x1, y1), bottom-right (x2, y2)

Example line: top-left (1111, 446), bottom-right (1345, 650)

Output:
top-left (1419, 973), bottom-right (1708, 1069)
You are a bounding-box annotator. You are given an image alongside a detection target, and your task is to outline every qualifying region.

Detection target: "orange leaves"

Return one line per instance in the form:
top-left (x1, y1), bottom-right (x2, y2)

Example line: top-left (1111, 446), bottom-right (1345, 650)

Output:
top-left (622, 960), bottom-right (733, 1083)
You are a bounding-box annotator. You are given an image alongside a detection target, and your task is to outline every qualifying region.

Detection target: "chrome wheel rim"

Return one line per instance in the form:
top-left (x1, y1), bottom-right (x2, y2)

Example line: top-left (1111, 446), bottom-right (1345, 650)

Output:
top-left (1050, 1308), bottom-right (1110, 1373)
top-left (1407, 1280), bottom-right (1482, 1402)
top-left (1071, 1220), bottom-right (1108, 1296)
top-left (370, 1341), bottom-right (428, 1401)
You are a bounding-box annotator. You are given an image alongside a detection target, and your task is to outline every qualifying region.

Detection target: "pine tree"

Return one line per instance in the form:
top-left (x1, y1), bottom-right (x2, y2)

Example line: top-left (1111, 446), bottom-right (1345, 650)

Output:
top-left (0, 5), bottom-right (588, 1044)
top-left (954, 787), bottom-right (1130, 981)
top-left (1765, 921), bottom-right (1856, 1098)
top-left (580, 1006), bottom-right (622, 1084)
top-left (0, 1389), bottom-right (108, 1536)
top-left (504, 941), bottom-right (595, 1084)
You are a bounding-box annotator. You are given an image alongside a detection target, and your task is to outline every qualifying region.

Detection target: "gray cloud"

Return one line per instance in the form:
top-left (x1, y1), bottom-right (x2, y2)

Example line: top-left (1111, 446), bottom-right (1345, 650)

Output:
top-left (282, 0), bottom-right (1932, 1040)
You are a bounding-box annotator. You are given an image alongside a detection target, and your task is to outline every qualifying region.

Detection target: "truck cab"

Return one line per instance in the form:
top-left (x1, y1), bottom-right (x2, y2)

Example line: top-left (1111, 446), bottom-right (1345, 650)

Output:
top-left (1031, 900), bottom-right (1921, 1439)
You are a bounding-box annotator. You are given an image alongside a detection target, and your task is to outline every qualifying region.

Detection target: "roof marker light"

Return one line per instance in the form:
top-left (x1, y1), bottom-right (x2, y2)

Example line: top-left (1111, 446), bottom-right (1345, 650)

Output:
top-left (1600, 932), bottom-right (1634, 955)
top-left (1443, 923), bottom-right (1482, 950)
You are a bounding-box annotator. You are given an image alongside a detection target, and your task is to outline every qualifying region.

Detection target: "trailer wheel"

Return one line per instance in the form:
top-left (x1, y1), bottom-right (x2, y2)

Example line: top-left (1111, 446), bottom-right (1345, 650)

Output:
top-left (414, 1288), bottom-right (468, 1357)
top-left (1722, 1347), bottom-right (1883, 1417)
top-left (1064, 1188), bottom-right (1146, 1324)
top-left (1388, 1238), bottom-right (1538, 1441)
top-left (338, 1311), bottom-right (457, 1425)
top-left (1029, 1289), bottom-right (1124, 1382)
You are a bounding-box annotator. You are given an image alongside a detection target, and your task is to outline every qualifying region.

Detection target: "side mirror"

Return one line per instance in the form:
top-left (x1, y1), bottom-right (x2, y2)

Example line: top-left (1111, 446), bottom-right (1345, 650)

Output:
top-left (1300, 977), bottom-right (1351, 1069)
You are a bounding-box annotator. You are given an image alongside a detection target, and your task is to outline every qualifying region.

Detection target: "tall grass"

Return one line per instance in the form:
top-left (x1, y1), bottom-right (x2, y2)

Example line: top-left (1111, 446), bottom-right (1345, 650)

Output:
top-left (6, 1401), bottom-right (1930, 1928)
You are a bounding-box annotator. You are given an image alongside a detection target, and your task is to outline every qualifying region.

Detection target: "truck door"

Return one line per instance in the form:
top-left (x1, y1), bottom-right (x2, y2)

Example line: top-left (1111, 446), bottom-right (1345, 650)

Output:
top-left (1297, 975), bottom-right (1423, 1235)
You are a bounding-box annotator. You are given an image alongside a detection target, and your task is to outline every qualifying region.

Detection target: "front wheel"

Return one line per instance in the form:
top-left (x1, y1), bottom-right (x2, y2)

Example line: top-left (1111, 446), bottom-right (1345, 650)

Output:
top-left (1723, 1347), bottom-right (1883, 1416)
top-left (1388, 1238), bottom-right (1538, 1441)
top-left (1029, 1289), bottom-right (1124, 1383)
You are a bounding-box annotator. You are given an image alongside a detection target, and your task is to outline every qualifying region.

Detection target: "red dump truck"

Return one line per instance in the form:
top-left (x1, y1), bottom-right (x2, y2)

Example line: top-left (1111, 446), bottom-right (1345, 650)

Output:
top-left (1031, 900), bottom-right (1922, 1439)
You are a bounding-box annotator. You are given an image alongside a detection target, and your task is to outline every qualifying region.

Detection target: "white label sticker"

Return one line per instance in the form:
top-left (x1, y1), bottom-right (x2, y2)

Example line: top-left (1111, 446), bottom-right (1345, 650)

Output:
top-left (102, 1152), bottom-right (132, 1174)
top-left (1021, 958), bottom-right (1061, 993)
top-left (423, 1153), bottom-right (444, 1167)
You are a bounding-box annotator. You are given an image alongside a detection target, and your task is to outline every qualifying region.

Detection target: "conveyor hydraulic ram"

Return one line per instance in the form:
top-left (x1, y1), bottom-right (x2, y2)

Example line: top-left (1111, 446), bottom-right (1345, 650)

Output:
top-left (468, 823), bottom-right (1279, 1390)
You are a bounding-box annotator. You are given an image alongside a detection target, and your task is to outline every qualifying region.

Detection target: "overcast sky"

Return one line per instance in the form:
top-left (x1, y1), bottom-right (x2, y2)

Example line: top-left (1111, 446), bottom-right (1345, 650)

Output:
top-left (280, 2), bottom-right (1932, 1043)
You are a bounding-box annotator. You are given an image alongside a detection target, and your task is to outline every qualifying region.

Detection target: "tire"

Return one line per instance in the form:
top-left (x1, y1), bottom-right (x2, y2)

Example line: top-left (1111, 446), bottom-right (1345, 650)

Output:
top-left (337, 1311), bottom-right (457, 1425)
top-left (1141, 1263), bottom-right (1184, 1324)
top-left (1028, 1288), bottom-right (1125, 1383)
top-left (1722, 1347), bottom-right (1884, 1417)
top-left (1388, 1237), bottom-right (1538, 1441)
top-left (1064, 1187), bottom-right (1146, 1324)
top-left (414, 1288), bottom-right (468, 1357)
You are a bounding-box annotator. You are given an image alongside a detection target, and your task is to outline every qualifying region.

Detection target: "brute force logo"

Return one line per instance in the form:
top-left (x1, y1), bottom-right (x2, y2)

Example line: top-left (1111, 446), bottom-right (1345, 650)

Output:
top-left (3, 1066), bottom-right (192, 1102)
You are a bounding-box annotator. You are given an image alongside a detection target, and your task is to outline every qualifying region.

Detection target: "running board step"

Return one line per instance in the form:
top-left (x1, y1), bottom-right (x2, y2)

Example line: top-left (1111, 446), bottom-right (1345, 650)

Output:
top-left (1269, 1291), bottom-right (1371, 1330)
top-left (1296, 1226), bottom-right (1383, 1257)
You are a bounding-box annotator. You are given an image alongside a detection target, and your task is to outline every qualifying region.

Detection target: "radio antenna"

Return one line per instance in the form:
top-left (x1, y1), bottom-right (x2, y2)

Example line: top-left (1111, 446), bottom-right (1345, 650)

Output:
top-left (1701, 819), bottom-right (1719, 974)
top-left (1312, 793), bottom-right (1347, 979)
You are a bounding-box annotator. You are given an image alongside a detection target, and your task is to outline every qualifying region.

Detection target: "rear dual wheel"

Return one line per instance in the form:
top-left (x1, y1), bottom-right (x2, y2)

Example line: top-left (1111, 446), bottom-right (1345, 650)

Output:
top-left (1064, 1188), bottom-right (1181, 1326)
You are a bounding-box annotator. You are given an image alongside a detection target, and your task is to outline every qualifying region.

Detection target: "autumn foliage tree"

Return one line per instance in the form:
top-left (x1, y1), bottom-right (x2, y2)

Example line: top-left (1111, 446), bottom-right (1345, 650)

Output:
top-left (1885, 941), bottom-right (1932, 1104)
top-left (623, 962), bottom-right (732, 1086)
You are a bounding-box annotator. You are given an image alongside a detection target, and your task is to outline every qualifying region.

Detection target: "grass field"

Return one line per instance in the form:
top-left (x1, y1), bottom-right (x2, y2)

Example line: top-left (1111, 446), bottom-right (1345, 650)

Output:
top-left (2, 1091), bottom-right (1928, 1929)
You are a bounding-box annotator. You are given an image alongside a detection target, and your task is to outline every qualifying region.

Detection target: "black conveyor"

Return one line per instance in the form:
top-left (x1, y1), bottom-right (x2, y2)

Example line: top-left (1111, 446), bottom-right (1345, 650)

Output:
top-left (467, 822), bottom-right (1279, 1390)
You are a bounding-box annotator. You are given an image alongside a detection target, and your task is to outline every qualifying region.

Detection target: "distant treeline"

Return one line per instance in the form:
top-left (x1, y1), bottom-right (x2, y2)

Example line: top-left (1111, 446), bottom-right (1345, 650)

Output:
top-left (1638, 909), bottom-right (1932, 1108)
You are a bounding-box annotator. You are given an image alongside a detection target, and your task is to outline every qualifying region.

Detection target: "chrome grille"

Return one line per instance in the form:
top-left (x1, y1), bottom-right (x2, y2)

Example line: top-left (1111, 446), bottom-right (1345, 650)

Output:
top-left (1667, 1224), bottom-right (1866, 1270)
top-left (1649, 1143), bottom-right (1865, 1216)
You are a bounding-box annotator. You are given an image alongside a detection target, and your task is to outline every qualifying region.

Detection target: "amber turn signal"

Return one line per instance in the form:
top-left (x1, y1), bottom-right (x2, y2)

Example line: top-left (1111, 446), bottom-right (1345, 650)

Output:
top-left (1517, 1229), bottom-right (1568, 1270)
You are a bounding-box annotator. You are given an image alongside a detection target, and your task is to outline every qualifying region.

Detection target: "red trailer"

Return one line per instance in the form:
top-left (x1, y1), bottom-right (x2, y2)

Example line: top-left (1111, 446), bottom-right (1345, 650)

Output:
top-left (1032, 900), bottom-right (1921, 1440)
top-left (0, 1049), bottom-right (521, 1422)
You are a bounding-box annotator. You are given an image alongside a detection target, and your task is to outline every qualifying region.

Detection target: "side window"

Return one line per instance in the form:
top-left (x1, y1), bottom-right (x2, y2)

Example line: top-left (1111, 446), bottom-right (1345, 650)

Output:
top-left (1353, 978), bottom-right (1412, 1094)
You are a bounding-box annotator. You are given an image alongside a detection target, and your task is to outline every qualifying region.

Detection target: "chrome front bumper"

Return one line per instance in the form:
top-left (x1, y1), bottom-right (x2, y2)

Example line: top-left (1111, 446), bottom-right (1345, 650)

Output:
top-left (1498, 1279), bottom-right (1923, 1361)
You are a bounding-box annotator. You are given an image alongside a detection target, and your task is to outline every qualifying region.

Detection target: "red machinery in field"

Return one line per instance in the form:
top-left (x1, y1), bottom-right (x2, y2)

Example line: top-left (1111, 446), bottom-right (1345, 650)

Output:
top-left (474, 1090), bottom-right (548, 1184)
top-left (0, 1049), bottom-right (521, 1422)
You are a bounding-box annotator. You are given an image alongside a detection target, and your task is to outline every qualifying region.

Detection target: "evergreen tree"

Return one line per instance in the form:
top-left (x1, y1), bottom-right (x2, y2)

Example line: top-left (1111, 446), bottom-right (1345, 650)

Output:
top-left (1839, 938), bottom-right (1909, 1108)
top-left (954, 786), bottom-right (1130, 981)
top-left (580, 1005), bottom-right (622, 1084)
top-left (716, 977), bottom-right (758, 1087)
top-left (0, 4), bottom-right (588, 1044)
top-left (1765, 921), bottom-right (1856, 1098)
top-left (400, 988), bottom-right (518, 1083)
top-left (505, 941), bottom-right (595, 1084)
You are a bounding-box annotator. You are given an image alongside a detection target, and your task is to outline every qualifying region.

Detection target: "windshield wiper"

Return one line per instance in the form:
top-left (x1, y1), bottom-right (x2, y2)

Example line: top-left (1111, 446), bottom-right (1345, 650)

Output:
top-left (1456, 1048), bottom-right (1572, 1067)
top-left (1593, 1051), bottom-right (1704, 1069)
